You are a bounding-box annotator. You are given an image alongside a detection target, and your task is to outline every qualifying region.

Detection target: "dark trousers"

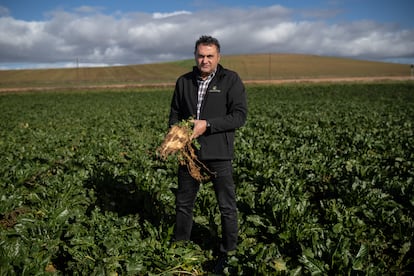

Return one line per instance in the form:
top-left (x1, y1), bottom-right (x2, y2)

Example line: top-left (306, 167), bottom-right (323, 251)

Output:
top-left (174, 160), bottom-right (238, 253)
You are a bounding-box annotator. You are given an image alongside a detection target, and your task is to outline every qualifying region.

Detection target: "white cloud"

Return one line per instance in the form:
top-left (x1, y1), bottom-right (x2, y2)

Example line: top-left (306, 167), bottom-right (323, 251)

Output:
top-left (74, 5), bottom-right (106, 14)
top-left (0, 4), bottom-right (413, 69)
top-left (0, 6), bottom-right (9, 17)
top-left (152, 10), bottom-right (191, 19)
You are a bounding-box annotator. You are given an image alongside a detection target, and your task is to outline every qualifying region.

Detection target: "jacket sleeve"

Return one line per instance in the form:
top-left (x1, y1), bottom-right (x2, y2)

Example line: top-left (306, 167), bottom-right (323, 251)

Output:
top-left (169, 71), bottom-right (199, 128)
top-left (209, 72), bottom-right (247, 133)
top-left (168, 82), bottom-right (181, 128)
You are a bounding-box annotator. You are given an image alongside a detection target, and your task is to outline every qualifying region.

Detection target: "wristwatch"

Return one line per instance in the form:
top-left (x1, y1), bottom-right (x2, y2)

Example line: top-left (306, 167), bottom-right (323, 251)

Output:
top-left (206, 120), bottom-right (211, 128)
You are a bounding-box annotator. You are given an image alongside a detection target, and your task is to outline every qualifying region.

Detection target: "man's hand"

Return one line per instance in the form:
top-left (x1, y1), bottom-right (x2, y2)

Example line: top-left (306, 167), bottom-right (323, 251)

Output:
top-left (190, 119), bottom-right (208, 140)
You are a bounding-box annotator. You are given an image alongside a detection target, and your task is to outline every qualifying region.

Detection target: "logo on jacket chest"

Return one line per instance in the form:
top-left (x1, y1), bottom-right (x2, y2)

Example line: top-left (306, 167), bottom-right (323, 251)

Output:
top-left (208, 86), bottom-right (221, 93)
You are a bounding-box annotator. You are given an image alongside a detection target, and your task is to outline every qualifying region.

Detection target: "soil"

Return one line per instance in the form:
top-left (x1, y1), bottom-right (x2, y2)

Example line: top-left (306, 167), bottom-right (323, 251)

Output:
top-left (0, 76), bottom-right (412, 93)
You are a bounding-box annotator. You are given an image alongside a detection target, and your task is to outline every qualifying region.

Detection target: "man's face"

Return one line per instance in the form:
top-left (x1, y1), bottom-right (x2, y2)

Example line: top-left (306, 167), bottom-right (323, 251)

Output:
top-left (195, 43), bottom-right (220, 77)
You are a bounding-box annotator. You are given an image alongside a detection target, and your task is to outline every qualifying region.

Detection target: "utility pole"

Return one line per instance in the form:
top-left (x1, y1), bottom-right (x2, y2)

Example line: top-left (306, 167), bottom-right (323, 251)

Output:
top-left (76, 57), bottom-right (79, 83)
top-left (268, 53), bottom-right (271, 80)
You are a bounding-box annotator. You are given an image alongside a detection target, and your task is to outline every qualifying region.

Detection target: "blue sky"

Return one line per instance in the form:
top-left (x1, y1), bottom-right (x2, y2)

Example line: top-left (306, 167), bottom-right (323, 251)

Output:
top-left (3, 0), bottom-right (414, 27)
top-left (0, 0), bottom-right (413, 69)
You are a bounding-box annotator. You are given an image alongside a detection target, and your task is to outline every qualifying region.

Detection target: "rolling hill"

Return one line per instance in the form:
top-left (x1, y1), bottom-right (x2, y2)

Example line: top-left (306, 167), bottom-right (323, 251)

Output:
top-left (0, 53), bottom-right (411, 91)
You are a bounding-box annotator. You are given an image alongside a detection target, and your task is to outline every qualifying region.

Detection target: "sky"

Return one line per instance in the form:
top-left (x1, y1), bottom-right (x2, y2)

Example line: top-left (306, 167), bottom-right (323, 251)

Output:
top-left (0, 0), bottom-right (413, 69)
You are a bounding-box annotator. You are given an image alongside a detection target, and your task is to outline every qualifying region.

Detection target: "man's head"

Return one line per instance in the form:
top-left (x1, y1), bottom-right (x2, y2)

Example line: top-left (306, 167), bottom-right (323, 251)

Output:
top-left (194, 35), bottom-right (221, 78)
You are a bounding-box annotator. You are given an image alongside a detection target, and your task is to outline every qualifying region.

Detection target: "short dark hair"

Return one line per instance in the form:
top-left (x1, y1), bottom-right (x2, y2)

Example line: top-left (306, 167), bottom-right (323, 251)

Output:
top-left (194, 35), bottom-right (221, 54)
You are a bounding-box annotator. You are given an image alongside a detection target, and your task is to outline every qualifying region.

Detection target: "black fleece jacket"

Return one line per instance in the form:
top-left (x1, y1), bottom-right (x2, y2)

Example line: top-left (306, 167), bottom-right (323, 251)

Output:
top-left (168, 64), bottom-right (247, 161)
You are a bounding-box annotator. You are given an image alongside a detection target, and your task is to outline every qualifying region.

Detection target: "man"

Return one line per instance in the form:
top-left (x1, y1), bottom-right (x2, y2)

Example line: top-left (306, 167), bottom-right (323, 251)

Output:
top-left (168, 35), bottom-right (247, 272)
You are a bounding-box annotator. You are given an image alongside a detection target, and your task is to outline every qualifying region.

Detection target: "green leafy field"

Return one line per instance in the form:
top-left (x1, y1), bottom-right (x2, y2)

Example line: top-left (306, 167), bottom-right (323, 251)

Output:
top-left (1, 83), bottom-right (413, 275)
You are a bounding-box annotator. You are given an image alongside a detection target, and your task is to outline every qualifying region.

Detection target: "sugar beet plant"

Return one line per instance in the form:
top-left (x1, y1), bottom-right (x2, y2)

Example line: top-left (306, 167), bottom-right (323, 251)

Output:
top-left (0, 83), bottom-right (413, 275)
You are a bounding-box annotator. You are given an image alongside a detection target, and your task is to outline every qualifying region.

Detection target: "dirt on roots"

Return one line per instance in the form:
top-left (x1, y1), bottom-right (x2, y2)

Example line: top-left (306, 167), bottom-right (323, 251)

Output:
top-left (157, 124), bottom-right (214, 182)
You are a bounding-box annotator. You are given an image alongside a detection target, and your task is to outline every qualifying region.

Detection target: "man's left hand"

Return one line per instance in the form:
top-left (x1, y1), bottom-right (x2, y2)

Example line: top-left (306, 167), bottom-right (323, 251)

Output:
top-left (190, 119), bottom-right (207, 139)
